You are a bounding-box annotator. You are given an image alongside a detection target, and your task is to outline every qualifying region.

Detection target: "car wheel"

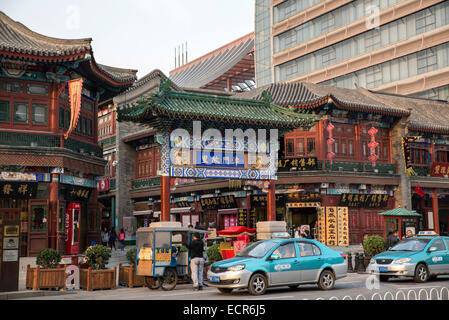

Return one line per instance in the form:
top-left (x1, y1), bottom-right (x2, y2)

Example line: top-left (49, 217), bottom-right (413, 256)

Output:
top-left (379, 275), bottom-right (390, 282)
top-left (248, 273), bottom-right (267, 295)
top-left (414, 263), bottom-right (429, 283)
top-left (218, 288), bottom-right (233, 294)
top-left (318, 270), bottom-right (335, 290)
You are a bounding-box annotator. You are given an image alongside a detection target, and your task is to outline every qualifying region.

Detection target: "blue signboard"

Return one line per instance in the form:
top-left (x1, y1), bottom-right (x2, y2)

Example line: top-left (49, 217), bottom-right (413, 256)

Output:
top-left (194, 151), bottom-right (244, 168)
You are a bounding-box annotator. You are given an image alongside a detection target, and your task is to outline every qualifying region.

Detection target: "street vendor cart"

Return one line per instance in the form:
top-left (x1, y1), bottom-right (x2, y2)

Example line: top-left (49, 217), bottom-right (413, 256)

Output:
top-left (136, 226), bottom-right (209, 291)
top-left (217, 226), bottom-right (256, 259)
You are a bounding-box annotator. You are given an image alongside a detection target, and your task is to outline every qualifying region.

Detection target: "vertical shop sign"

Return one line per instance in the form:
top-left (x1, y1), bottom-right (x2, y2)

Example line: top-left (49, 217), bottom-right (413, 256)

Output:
top-left (337, 207), bottom-right (349, 247)
top-left (326, 207), bottom-right (337, 246)
top-left (317, 207), bottom-right (326, 244)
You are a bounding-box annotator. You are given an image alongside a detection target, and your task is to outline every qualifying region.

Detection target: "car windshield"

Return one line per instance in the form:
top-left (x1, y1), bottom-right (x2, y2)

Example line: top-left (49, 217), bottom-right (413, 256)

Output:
top-left (389, 239), bottom-right (430, 252)
top-left (235, 241), bottom-right (279, 258)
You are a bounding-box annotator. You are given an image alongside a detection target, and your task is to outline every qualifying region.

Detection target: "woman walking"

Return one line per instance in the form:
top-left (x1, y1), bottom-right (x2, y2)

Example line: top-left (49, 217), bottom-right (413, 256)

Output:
top-left (101, 227), bottom-right (109, 247)
top-left (118, 228), bottom-right (126, 251)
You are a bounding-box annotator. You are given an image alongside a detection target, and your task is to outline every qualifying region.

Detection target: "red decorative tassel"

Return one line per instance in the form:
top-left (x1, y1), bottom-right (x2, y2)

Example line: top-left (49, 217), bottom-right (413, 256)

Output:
top-left (326, 122), bottom-right (335, 165)
top-left (368, 126), bottom-right (379, 168)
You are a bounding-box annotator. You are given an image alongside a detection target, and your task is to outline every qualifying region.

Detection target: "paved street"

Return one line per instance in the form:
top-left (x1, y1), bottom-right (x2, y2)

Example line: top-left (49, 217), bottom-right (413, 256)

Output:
top-left (17, 273), bottom-right (449, 300)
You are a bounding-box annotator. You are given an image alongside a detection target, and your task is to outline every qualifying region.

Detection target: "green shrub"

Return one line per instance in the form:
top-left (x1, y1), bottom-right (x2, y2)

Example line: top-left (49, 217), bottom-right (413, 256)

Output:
top-left (36, 248), bottom-right (61, 269)
top-left (84, 244), bottom-right (111, 270)
top-left (206, 243), bottom-right (222, 263)
top-left (126, 247), bottom-right (137, 266)
top-left (175, 244), bottom-right (187, 252)
top-left (363, 235), bottom-right (386, 256)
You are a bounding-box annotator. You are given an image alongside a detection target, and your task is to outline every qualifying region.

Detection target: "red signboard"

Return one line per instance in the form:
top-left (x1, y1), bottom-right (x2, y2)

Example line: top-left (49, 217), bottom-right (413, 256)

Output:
top-left (430, 163), bottom-right (449, 177)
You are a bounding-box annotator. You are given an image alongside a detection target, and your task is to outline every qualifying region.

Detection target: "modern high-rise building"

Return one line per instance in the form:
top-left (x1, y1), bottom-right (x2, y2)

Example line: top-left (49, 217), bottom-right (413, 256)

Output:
top-left (255, 0), bottom-right (449, 100)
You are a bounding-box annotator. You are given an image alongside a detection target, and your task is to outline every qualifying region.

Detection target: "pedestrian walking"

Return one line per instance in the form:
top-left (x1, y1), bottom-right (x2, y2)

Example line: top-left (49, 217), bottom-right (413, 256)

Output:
top-left (118, 228), bottom-right (126, 251)
top-left (109, 228), bottom-right (117, 250)
top-left (385, 230), bottom-right (399, 249)
top-left (186, 232), bottom-right (205, 291)
top-left (101, 227), bottom-right (109, 247)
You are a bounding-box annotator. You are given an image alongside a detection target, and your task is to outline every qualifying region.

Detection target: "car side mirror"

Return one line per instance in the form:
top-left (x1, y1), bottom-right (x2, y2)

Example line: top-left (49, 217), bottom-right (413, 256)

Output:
top-left (270, 254), bottom-right (280, 260)
top-left (428, 247), bottom-right (437, 253)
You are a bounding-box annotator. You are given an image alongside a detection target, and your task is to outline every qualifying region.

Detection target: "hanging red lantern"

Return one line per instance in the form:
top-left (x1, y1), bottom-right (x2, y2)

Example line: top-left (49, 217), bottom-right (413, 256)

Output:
top-left (326, 121), bottom-right (335, 165)
top-left (368, 126), bottom-right (379, 168)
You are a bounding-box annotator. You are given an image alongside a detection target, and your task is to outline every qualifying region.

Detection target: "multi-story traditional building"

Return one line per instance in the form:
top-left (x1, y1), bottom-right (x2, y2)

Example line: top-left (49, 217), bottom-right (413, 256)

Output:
top-left (0, 11), bottom-right (136, 291)
top-left (255, 0), bottom-right (449, 99)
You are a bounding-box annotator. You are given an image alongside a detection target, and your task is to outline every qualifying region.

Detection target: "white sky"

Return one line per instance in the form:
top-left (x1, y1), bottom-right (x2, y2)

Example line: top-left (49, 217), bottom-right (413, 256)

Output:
top-left (1, 0), bottom-right (255, 79)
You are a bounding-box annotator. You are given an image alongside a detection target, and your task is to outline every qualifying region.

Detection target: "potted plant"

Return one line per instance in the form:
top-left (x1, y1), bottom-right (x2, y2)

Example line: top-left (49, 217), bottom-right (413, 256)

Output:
top-left (26, 248), bottom-right (66, 290)
top-left (119, 247), bottom-right (145, 288)
top-left (363, 235), bottom-right (386, 268)
top-left (80, 244), bottom-right (116, 291)
top-left (206, 243), bottom-right (223, 264)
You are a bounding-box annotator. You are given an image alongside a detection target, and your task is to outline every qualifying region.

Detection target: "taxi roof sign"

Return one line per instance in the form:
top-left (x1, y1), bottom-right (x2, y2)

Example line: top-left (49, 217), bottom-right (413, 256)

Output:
top-left (417, 231), bottom-right (438, 236)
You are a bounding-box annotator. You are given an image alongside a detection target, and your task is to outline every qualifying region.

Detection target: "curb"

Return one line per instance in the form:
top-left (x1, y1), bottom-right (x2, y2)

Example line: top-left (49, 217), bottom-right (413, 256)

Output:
top-left (0, 290), bottom-right (77, 300)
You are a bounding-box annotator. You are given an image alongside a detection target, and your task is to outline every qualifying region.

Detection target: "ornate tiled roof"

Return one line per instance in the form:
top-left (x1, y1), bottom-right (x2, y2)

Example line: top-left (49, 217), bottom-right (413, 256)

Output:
top-left (0, 11), bottom-right (137, 87)
top-left (236, 82), bottom-right (409, 116)
top-left (117, 80), bottom-right (316, 129)
top-left (169, 33), bottom-right (254, 89)
top-left (359, 88), bottom-right (449, 134)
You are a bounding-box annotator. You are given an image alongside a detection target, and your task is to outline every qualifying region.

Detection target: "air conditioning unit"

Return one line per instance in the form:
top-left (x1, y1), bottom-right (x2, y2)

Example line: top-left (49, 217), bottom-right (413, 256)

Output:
top-left (321, 183), bottom-right (329, 189)
top-left (359, 184), bottom-right (366, 190)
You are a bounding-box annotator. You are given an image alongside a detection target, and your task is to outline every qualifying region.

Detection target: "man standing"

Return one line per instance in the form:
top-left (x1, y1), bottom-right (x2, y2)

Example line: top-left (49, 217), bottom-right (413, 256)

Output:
top-left (187, 233), bottom-right (205, 291)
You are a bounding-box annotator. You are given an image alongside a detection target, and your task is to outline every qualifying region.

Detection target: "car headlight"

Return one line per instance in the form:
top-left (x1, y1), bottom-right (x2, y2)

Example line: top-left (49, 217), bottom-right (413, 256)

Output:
top-left (394, 258), bottom-right (411, 264)
top-left (370, 258), bottom-right (375, 264)
top-left (227, 264), bottom-right (245, 271)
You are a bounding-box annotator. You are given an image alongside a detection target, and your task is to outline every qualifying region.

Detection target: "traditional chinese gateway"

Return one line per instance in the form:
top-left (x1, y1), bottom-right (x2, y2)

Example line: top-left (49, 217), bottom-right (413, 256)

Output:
top-left (0, 12), bottom-right (136, 291)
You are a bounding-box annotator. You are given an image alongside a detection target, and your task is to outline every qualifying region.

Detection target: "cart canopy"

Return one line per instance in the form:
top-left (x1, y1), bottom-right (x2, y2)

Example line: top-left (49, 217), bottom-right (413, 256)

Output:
top-left (218, 226), bottom-right (256, 237)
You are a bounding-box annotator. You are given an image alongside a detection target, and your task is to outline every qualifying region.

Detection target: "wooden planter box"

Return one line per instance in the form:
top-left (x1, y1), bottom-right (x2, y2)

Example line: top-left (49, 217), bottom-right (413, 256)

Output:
top-left (26, 265), bottom-right (67, 291)
top-left (119, 264), bottom-right (145, 288)
top-left (80, 267), bottom-right (116, 291)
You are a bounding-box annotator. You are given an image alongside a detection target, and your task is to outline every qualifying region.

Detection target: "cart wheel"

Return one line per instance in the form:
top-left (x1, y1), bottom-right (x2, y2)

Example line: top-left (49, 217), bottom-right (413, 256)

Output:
top-left (161, 268), bottom-right (178, 291)
top-left (144, 277), bottom-right (160, 290)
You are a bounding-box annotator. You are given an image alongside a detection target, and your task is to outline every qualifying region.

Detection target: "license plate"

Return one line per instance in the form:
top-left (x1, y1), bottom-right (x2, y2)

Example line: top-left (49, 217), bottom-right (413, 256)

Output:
top-left (378, 267), bottom-right (388, 272)
top-left (210, 276), bottom-right (220, 283)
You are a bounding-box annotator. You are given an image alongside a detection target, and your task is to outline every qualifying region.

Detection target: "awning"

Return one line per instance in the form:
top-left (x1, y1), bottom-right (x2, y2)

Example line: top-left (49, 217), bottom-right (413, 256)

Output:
top-left (133, 210), bottom-right (153, 216)
top-left (217, 208), bottom-right (238, 215)
top-left (153, 207), bottom-right (194, 217)
top-left (378, 208), bottom-right (422, 217)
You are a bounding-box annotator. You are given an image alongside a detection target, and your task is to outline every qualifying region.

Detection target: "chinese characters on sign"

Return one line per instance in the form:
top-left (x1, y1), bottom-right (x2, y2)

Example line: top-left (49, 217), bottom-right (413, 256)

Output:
top-left (195, 151), bottom-right (245, 168)
top-left (0, 182), bottom-right (37, 199)
top-left (326, 207), bottom-right (338, 246)
top-left (340, 193), bottom-right (389, 208)
top-left (337, 207), bottom-right (349, 246)
top-left (250, 195), bottom-right (286, 207)
top-left (287, 192), bottom-right (321, 203)
top-left (401, 136), bottom-right (421, 176)
top-left (277, 157), bottom-right (318, 171)
top-left (155, 248), bottom-right (172, 261)
top-left (317, 207), bottom-right (326, 244)
top-left (200, 195), bottom-right (237, 210)
top-left (65, 187), bottom-right (91, 201)
top-left (238, 209), bottom-right (247, 226)
top-left (431, 163), bottom-right (449, 177)
top-left (176, 201), bottom-right (190, 208)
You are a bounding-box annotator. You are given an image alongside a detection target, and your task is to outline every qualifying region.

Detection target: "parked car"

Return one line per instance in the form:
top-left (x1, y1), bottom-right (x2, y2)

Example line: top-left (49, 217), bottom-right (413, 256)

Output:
top-left (366, 234), bottom-right (449, 282)
top-left (207, 238), bottom-right (347, 295)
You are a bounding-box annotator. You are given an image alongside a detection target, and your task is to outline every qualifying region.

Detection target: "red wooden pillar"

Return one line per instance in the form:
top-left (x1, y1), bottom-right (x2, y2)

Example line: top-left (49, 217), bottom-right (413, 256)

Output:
top-left (49, 173), bottom-right (59, 249)
top-left (266, 181), bottom-right (276, 221)
top-left (432, 189), bottom-right (440, 234)
top-left (161, 176), bottom-right (170, 222)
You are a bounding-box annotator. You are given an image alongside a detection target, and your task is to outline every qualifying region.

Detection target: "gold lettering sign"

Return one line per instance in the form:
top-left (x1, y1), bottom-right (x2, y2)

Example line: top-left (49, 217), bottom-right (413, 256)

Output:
top-left (337, 207), bottom-right (349, 247)
top-left (155, 248), bottom-right (172, 261)
top-left (326, 207), bottom-right (337, 246)
top-left (317, 207), bottom-right (326, 244)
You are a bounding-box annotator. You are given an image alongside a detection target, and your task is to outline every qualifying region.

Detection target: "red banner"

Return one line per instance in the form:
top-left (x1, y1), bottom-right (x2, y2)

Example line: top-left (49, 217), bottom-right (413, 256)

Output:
top-left (64, 78), bottom-right (83, 140)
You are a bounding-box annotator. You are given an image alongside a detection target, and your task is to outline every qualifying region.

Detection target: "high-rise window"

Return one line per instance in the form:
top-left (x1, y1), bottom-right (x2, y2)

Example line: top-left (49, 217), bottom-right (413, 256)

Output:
top-left (416, 7), bottom-right (436, 34)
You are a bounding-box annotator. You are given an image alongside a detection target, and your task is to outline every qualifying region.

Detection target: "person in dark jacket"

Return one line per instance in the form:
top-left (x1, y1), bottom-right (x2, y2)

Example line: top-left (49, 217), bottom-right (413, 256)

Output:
top-left (386, 231), bottom-right (399, 249)
top-left (109, 228), bottom-right (117, 250)
top-left (186, 233), bottom-right (205, 290)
